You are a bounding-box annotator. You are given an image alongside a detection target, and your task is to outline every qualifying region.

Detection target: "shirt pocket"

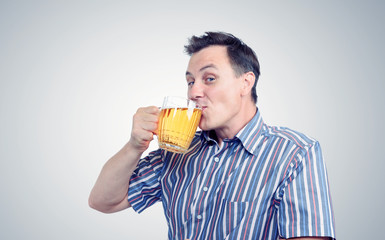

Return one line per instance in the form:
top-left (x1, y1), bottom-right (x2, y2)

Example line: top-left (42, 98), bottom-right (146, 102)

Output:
top-left (216, 199), bottom-right (249, 239)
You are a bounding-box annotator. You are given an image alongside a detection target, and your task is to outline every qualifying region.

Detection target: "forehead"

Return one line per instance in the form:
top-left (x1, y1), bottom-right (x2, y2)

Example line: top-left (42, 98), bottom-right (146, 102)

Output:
top-left (187, 45), bottom-right (231, 72)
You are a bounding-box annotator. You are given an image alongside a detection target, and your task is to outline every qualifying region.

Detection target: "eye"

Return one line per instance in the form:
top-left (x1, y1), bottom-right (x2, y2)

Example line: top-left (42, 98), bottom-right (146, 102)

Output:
top-left (187, 80), bottom-right (194, 87)
top-left (205, 77), bottom-right (215, 83)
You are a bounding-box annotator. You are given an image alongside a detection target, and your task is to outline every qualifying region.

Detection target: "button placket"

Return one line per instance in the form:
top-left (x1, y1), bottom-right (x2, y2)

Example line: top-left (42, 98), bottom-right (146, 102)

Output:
top-left (196, 142), bottom-right (238, 221)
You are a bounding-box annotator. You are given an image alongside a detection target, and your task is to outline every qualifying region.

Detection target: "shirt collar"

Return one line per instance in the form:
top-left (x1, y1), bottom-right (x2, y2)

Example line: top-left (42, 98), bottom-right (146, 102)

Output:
top-left (201, 109), bottom-right (267, 155)
top-left (236, 109), bottom-right (267, 155)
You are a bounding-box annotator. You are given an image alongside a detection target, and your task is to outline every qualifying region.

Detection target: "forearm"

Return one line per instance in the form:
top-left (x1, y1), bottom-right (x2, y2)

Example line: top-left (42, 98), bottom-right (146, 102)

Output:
top-left (89, 106), bottom-right (159, 213)
top-left (89, 141), bottom-right (142, 213)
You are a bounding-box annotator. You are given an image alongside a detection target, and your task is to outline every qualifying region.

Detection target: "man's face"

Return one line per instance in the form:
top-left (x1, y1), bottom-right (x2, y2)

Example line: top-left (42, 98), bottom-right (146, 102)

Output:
top-left (186, 45), bottom-right (246, 132)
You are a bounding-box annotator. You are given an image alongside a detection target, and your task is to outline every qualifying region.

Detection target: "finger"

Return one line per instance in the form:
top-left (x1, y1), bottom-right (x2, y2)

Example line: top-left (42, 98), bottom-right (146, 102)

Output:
top-left (153, 128), bottom-right (159, 136)
top-left (131, 128), bottom-right (154, 143)
top-left (140, 122), bottom-right (158, 132)
top-left (138, 131), bottom-right (154, 142)
top-left (141, 113), bottom-right (159, 123)
top-left (143, 106), bottom-right (160, 115)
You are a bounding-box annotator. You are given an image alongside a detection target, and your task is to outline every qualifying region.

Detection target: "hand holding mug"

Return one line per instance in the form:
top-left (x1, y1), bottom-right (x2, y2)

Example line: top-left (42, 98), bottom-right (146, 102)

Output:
top-left (129, 106), bottom-right (160, 153)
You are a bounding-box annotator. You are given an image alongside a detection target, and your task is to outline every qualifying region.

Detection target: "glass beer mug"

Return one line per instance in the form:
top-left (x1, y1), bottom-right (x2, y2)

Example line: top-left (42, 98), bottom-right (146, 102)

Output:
top-left (157, 96), bottom-right (202, 153)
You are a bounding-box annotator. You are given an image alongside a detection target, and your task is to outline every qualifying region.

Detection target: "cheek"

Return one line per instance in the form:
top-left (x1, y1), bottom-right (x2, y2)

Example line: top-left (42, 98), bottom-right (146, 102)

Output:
top-left (208, 85), bottom-right (229, 102)
top-left (212, 86), bottom-right (240, 108)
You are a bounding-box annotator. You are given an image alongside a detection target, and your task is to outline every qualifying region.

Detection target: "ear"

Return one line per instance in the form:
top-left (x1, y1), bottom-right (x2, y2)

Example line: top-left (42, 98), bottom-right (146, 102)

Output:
top-left (241, 72), bottom-right (255, 97)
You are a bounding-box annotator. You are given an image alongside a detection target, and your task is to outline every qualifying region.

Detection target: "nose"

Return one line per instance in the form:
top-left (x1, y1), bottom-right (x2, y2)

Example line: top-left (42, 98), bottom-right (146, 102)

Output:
top-left (188, 81), bottom-right (204, 101)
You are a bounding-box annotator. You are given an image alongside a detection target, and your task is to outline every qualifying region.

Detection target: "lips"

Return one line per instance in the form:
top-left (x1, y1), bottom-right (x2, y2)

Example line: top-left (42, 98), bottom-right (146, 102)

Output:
top-left (194, 102), bottom-right (206, 110)
top-left (195, 104), bottom-right (207, 116)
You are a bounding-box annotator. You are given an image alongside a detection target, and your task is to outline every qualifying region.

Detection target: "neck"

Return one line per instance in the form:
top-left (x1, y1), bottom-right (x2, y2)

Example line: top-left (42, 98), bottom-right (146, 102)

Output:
top-left (215, 104), bottom-right (257, 146)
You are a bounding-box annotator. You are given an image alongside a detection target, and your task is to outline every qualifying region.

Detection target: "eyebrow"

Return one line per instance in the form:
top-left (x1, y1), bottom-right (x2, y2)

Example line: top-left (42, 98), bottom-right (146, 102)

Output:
top-left (186, 64), bottom-right (218, 76)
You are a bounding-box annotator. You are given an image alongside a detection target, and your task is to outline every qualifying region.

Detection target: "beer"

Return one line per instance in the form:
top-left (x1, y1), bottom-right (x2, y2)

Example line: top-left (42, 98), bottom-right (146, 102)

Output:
top-left (158, 107), bottom-right (202, 153)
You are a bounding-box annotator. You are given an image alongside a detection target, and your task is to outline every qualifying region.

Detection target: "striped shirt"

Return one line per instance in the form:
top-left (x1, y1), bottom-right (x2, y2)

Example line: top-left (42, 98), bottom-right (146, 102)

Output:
top-left (127, 110), bottom-right (336, 239)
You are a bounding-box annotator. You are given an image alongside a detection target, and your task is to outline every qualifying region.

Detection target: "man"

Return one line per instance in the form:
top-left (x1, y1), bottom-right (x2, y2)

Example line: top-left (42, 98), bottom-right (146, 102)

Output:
top-left (89, 32), bottom-right (336, 239)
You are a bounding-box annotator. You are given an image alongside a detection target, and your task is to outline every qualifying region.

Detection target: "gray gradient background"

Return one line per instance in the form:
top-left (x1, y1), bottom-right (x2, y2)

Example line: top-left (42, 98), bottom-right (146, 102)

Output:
top-left (0, 1), bottom-right (384, 239)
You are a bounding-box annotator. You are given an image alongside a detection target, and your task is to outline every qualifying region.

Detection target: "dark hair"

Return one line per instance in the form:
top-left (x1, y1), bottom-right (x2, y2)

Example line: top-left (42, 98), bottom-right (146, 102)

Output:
top-left (184, 31), bottom-right (260, 103)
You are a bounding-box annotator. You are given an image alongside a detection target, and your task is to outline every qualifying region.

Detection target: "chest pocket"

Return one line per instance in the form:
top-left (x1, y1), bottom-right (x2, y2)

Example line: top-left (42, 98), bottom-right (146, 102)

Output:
top-left (203, 199), bottom-right (249, 239)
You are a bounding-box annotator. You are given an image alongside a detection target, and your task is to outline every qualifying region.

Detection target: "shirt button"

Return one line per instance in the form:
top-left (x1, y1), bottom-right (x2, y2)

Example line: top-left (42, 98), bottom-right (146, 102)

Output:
top-left (203, 187), bottom-right (208, 192)
top-left (214, 157), bottom-right (219, 162)
top-left (197, 215), bottom-right (202, 219)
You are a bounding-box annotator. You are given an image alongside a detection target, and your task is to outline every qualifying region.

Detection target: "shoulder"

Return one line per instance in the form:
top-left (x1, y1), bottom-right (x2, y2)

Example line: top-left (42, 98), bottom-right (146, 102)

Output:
top-left (264, 125), bottom-right (318, 150)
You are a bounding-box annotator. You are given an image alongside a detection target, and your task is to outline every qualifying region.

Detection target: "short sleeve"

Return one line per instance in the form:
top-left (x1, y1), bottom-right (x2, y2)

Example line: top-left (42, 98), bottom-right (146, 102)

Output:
top-left (127, 149), bottom-right (164, 213)
top-left (277, 142), bottom-right (336, 239)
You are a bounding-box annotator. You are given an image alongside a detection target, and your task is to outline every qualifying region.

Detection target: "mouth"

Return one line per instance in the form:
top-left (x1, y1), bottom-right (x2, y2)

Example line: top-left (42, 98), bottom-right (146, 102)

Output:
top-left (200, 106), bottom-right (207, 117)
top-left (194, 104), bottom-right (207, 115)
top-left (199, 106), bottom-right (207, 111)
top-left (194, 102), bottom-right (206, 110)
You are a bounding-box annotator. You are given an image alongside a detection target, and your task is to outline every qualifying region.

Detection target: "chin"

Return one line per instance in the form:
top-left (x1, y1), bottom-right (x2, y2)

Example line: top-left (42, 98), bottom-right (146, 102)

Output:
top-left (199, 125), bottom-right (208, 131)
top-left (198, 122), bottom-right (210, 131)
top-left (199, 116), bottom-right (216, 131)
